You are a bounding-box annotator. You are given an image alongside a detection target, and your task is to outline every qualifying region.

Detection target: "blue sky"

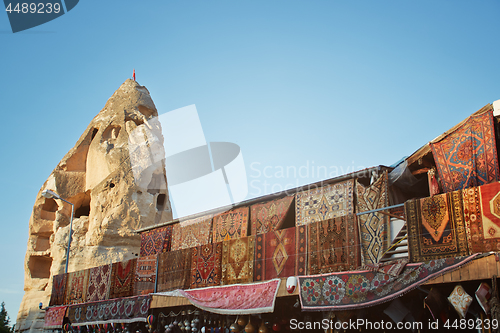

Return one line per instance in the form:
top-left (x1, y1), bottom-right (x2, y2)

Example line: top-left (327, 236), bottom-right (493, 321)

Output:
top-left (1, 0), bottom-right (500, 323)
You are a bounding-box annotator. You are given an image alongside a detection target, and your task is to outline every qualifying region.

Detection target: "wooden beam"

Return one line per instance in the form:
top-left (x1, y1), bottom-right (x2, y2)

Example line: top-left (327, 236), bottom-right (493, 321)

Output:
top-left (451, 268), bottom-right (461, 282)
top-left (151, 295), bottom-right (190, 308)
top-left (411, 168), bottom-right (430, 175)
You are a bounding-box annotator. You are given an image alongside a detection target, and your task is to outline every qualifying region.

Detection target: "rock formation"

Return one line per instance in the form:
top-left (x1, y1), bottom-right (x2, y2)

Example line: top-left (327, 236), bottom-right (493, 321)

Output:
top-left (16, 79), bottom-right (173, 332)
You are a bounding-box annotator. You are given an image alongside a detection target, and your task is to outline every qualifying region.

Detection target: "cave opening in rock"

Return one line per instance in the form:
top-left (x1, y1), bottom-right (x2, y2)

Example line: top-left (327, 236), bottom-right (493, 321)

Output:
top-left (42, 198), bottom-right (58, 212)
top-left (91, 127), bottom-right (99, 141)
top-left (102, 125), bottom-right (121, 142)
top-left (157, 193), bottom-right (166, 211)
top-left (34, 234), bottom-right (51, 252)
top-left (28, 255), bottom-right (52, 279)
top-left (74, 204), bottom-right (90, 218)
top-left (40, 198), bottom-right (58, 220)
top-left (67, 191), bottom-right (92, 218)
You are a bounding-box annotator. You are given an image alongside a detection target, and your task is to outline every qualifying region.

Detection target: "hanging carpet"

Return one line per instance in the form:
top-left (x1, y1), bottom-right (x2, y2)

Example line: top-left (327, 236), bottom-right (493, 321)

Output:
top-left (154, 279), bottom-right (280, 315)
top-left (356, 171), bottom-right (389, 265)
top-left (431, 109), bottom-right (500, 192)
top-left (157, 248), bottom-right (192, 291)
top-left (171, 215), bottom-right (213, 251)
top-left (463, 182), bottom-right (500, 252)
top-left (49, 273), bottom-right (67, 306)
top-left (250, 196), bottom-right (294, 235)
top-left (140, 225), bottom-right (173, 256)
top-left (254, 227), bottom-right (296, 281)
top-left (134, 255), bottom-right (157, 295)
top-left (295, 180), bottom-right (354, 226)
top-left (405, 190), bottom-right (469, 262)
top-left (191, 242), bottom-right (222, 288)
top-left (67, 295), bottom-right (151, 326)
top-left (221, 236), bottom-right (255, 285)
top-left (64, 269), bottom-right (89, 305)
top-left (295, 225), bottom-right (308, 276)
top-left (212, 207), bottom-right (249, 243)
top-left (109, 259), bottom-right (137, 299)
top-left (307, 215), bottom-right (361, 274)
top-left (298, 254), bottom-right (479, 311)
top-left (44, 306), bottom-right (67, 329)
top-left (86, 264), bottom-right (112, 302)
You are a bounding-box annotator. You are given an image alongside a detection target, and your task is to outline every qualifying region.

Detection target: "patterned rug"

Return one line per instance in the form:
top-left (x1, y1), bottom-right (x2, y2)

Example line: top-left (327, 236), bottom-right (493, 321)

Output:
top-left (157, 248), bottom-right (192, 291)
top-left (295, 180), bottom-right (354, 226)
top-left (64, 269), bottom-right (89, 305)
top-left (49, 273), bottom-right (67, 306)
top-left (463, 182), bottom-right (500, 252)
top-left (67, 295), bottom-right (151, 326)
top-left (356, 172), bottom-right (389, 265)
top-left (109, 259), bottom-right (137, 299)
top-left (295, 225), bottom-right (307, 276)
top-left (168, 279), bottom-right (281, 315)
top-left (134, 255), bottom-right (157, 295)
top-left (298, 254), bottom-right (478, 311)
top-left (171, 215), bottom-right (213, 251)
top-left (140, 225), bottom-right (173, 256)
top-left (212, 207), bottom-right (249, 243)
top-left (307, 215), bottom-right (361, 274)
top-left (221, 236), bottom-right (255, 285)
top-left (86, 264), bottom-right (112, 302)
top-left (43, 306), bottom-right (67, 329)
top-left (431, 110), bottom-right (500, 192)
top-left (191, 243), bottom-right (222, 288)
top-left (406, 190), bottom-right (469, 262)
top-left (254, 227), bottom-right (296, 281)
top-left (250, 196), bottom-right (294, 235)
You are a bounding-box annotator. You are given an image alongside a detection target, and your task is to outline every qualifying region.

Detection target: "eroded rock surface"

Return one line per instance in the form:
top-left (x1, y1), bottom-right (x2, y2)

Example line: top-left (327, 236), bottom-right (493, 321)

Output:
top-left (16, 79), bottom-right (172, 332)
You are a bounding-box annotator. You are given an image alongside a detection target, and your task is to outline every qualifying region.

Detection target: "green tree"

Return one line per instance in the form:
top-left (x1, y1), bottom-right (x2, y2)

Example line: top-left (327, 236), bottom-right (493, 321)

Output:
top-left (0, 302), bottom-right (13, 333)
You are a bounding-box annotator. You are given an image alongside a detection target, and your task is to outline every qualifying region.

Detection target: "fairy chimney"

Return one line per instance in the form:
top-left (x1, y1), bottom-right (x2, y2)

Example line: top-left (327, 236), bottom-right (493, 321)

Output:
top-left (16, 79), bottom-right (172, 332)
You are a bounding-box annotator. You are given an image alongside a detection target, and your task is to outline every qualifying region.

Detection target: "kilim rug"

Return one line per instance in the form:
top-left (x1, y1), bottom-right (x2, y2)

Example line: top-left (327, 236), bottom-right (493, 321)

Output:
top-left (140, 225), bottom-right (173, 256)
top-left (298, 254), bottom-right (479, 311)
top-left (162, 279), bottom-right (281, 315)
top-left (356, 172), bottom-right (389, 265)
top-left (157, 248), bottom-right (192, 291)
top-left (109, 259), bottom-right (137, 299)
top-left (295, 225), bottom-right (307, 276)
top-left (462, 182), bottom-right (500, 252)
top-left (191, 243), bottom-right (222, 288)
top-left (254, 227), bottom-right (296, 281)
top-left (134, 255), bottom-right (157, 295)
top-left (431, 110), bottom-right (500, 192)
top-left (43, 306), bottom-right (67, 329)
top-left (67, 295), bottom-right (151, 326)
top-left (49, 273), bottom-right (67, 306)
top-left (250, 196), bottom-right (294, 235)
top-left (307, 215), bottom-right (361, 274)
top-left (171, 215), bottom-right (213, 251)
top-left (212, 207), bottom-right (249, 243)
top-left (405, 190), bottom-right (469, 262)
top-left (86, 264), bottom-right (112, 302)
top-left (222, 236), bottom-right (255, 285)
top-left (64, 269), bottom-right (89, 305)
top-left (295, 180), bottom-right (354, 226)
